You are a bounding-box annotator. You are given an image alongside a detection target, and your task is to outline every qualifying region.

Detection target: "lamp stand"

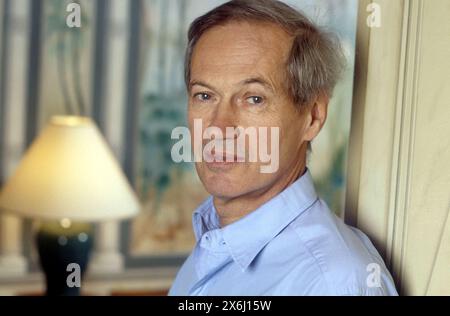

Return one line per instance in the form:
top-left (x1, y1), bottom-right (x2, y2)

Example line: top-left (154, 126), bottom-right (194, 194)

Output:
top-left (36, 222), bottom-right (93, 296)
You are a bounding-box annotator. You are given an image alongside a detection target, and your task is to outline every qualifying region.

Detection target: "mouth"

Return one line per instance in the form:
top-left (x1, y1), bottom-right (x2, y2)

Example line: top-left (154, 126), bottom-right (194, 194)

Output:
top-left (202, 150), bottom-right (245, 171)
top-left (204, 150), bottom-right (245, 163)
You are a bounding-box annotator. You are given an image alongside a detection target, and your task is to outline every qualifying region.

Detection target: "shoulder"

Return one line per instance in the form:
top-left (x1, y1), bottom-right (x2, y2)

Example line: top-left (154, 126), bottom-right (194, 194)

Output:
top-left (169, 252), bottom-right (197, 296)
top-left (280, 199), bottom-right (398, 296)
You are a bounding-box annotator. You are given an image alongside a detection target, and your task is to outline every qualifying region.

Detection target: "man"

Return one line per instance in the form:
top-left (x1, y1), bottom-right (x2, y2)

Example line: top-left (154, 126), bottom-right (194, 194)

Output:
top-left (169, 0), bottom-right (398, 295)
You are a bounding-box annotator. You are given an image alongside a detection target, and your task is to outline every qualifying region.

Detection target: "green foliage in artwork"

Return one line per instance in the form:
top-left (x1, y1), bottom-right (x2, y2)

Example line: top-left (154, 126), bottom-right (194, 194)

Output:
top-left (138, 91), bottom-right (191, 207)
top-left (314, 142), bottom-right (348, 214)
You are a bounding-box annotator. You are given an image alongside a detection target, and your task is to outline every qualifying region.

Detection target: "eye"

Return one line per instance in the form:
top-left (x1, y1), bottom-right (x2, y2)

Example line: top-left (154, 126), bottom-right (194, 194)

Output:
top-left (193, 92), bottom-right (213, 102)
top-left (246, 96), bottom-right (264, 105)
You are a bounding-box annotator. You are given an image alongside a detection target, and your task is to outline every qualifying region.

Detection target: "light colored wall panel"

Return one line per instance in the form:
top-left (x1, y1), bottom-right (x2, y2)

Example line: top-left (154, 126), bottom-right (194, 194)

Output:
top-left (427, 208), bottom-right (450, 295)
top-left (346, 0), bottom-right (408, 256)
top-left (400, 0), bottom-right (450, 295)
top-left (348, 0), bottom-right (450, 295)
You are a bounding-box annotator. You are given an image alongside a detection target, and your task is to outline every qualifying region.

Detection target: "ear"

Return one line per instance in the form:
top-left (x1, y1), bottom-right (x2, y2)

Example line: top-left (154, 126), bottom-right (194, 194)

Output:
top-left (301, 94), bottom-right (329, 142)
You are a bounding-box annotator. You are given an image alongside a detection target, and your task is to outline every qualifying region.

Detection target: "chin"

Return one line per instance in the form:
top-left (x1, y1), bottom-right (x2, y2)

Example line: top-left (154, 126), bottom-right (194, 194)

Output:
top-left (196, 162), bottom-right (253, 199)
top-left (203, 182), bottom-right (242, 200)
top-left (200, 172), bottom-right (242, 199)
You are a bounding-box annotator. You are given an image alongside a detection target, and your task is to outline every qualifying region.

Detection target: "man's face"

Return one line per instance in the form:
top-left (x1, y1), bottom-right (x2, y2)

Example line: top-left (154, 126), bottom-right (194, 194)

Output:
top-left (188, 21), bottom-right (311, 201)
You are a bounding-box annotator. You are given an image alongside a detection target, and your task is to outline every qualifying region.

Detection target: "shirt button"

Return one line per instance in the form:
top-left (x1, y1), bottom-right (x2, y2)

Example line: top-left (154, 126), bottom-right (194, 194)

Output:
top-left (201, 235), bottom-right (210, 246)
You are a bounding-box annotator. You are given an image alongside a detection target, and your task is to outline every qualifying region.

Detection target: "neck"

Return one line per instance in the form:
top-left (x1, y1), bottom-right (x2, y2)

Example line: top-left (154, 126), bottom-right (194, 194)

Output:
top-left (214, 157), bottom-right (307, 227)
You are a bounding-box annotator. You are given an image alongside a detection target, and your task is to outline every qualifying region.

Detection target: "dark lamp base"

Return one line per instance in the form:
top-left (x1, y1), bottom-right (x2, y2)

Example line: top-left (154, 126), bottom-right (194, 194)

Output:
top-left (36, 224), bottom-right (93, 296)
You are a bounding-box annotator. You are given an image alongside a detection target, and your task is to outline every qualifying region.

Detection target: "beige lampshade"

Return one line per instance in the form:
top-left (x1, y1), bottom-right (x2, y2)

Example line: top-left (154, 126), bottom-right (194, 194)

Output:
top-left (0, 116), bottom-right (140, 221)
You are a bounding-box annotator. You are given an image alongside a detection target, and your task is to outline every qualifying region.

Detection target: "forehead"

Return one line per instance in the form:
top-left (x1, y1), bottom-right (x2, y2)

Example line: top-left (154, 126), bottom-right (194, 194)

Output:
top-left (191, 21), bottom-right (292, 87)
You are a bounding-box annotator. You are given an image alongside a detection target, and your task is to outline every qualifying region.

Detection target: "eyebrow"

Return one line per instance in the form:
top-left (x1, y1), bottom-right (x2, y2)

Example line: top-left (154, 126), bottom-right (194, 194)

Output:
top-left (189, 77), bottom-right (275, 93)
top-left (189, 80), bottom-right (216, 92)
top-left (239, 77), bottom-right (275, 93)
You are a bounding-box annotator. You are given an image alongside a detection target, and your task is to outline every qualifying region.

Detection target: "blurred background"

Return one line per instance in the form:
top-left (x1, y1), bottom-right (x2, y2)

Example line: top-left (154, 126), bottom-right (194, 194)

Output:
top-left (0, 0), bottom-right (357, 295)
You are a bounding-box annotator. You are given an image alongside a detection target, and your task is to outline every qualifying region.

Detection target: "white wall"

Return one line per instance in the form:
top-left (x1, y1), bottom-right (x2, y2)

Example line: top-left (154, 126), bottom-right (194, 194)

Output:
top-left (347, 0), bottom-right (450, 295)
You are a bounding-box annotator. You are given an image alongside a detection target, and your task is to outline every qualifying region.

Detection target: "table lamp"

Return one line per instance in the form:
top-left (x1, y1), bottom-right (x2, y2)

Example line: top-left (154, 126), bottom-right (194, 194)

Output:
top-left (0, 116), bottom-right (140, 295)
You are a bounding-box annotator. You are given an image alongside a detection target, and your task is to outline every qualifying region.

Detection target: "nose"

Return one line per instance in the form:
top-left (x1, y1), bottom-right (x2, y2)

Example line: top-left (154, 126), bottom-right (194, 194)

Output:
top-left (208, 100), bottom-right (238, 136)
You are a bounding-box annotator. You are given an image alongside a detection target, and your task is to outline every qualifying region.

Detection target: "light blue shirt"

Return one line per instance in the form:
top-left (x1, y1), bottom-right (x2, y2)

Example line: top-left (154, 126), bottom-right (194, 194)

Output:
top-left (169, 170), bottom-right (398, 296)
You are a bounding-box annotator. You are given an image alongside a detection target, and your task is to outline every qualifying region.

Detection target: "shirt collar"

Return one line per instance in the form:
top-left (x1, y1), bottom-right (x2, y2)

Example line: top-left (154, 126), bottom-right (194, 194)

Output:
top-left (192, 169), bottom-right (319, 271)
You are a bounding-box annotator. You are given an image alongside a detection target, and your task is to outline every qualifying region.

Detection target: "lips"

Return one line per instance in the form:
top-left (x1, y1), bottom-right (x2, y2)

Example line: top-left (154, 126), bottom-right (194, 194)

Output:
top-left (202, 138), bottom-right (245, 163)
top-left (203, 150), bottom-right (245, 163)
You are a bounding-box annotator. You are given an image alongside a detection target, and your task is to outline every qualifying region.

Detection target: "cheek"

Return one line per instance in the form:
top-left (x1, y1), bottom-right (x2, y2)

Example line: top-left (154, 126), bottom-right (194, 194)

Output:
top-left (278, 118), bottom-right (306, 158)
top-left (187, 104), bottom-right (198, 123)
top-left (188, 103), bottom-right (215, 127)
top-left (187, 106), bottom-right (203, 136)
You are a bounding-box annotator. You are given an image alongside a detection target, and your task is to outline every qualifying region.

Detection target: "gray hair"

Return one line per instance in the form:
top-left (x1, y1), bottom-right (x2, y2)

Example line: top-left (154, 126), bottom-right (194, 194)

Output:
top-left (184, 0), bottom-right (346, 107)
